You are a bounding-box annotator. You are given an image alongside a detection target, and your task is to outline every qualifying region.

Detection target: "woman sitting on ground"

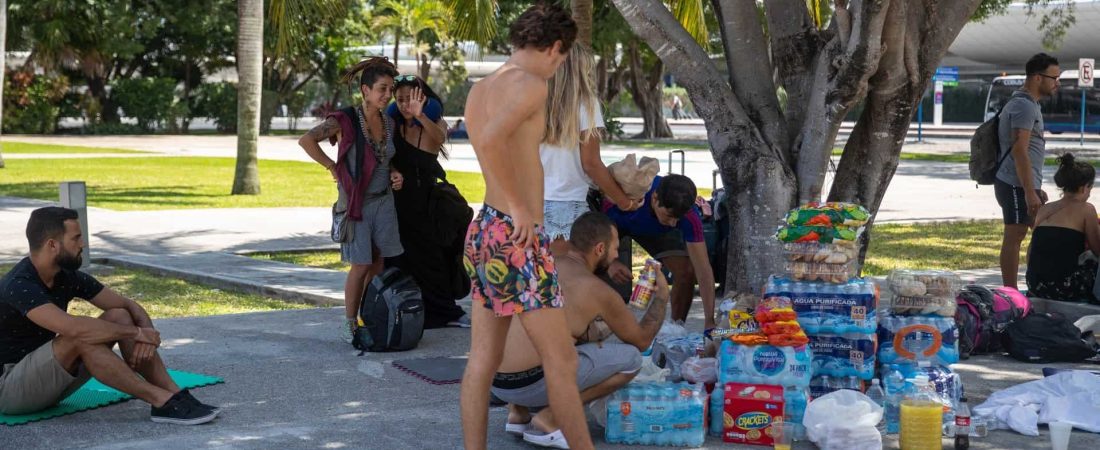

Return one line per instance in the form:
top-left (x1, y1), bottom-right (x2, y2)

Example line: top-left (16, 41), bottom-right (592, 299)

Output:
top-left (1026, 153), bottom-right (1100, 304)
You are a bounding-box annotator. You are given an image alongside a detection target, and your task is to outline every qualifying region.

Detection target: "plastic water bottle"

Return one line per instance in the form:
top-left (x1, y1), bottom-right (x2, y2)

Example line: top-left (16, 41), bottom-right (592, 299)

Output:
top-left (709, 384), bottom-right (724, 436)
top-left (866, 379), bottom-right (887, 433)
top-left (783, 385), bottom-right (810, 441)
top-left (901, 375), bottom-right (943, 450)
top-left (847, 375), bottom-right (861, 391)
top-left (884, 367), bottom-right (905, 434)
top-left (819, 375), bottom-right (833, 395)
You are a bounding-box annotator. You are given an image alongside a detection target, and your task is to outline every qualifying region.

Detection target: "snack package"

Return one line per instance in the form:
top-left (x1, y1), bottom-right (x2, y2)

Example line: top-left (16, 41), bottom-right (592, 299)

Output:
top-left (784, 202), bottom-right (871, 227)
top-left (761, 320), bottom-right (803, 336)
top-left (755, 308), bottom-right (797, 324)
top-left (776, 225), bottom-right (860, 244)
top-left (886, 269), bottom-right (963, 297)
top-left (722, 383), bottom-right (786, 446)
top-left (785, 260), bottom-right (858, 283)
top-left (784, 242), bottom-right (859, 264)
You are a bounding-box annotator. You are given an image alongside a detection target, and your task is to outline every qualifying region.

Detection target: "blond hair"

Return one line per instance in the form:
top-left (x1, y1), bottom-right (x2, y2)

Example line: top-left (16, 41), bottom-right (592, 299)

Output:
top-left (544, 43), bottom-right (601, 148)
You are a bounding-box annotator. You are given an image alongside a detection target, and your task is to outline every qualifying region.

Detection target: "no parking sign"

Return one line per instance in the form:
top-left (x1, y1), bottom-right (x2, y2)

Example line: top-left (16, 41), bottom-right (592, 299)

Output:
top-left (1080, 58), bottom-right (1094, 88)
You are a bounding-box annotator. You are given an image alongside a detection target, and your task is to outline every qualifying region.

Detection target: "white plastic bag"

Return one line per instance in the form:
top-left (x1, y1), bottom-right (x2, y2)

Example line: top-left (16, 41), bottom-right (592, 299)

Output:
top-left (803, 390), bottom-right (884, 450)
top-left (680, 357), bottom-right (718, 384)
top-left (633, 355), bottom-right (670, 383)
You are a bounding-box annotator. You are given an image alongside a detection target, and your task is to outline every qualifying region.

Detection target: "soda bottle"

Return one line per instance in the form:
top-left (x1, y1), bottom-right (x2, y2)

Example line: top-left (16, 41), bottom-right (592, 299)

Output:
top-left (954, 397), bottom-right (971, 450)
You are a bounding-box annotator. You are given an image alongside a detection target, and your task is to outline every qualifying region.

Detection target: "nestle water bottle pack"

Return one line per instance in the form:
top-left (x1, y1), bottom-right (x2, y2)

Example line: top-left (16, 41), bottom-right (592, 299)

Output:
top-left (877, 315), bottom-right (960, 365)
top-left (764, 276), bottom-right (878, 335)
top-left (605, 381), bottom-right (706, 446)
top-left (807, 333), bottom-right (877, 379)
top-left (718, 340), bottom-right (813, 387)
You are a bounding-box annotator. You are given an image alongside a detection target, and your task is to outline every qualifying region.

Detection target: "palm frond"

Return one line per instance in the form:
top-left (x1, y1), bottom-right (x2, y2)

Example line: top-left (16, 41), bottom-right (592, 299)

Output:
top-left (446, 0), bottom-right (498, 45)
top-left (269, 0), bottom-right (345, 57)
top-left (668, 0), bottom-right (708, 46)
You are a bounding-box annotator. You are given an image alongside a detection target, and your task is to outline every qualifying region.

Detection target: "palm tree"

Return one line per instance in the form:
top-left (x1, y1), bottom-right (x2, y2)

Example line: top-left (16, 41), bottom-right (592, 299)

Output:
top-left (233, 0), bottom-right (343, 195)
top-left (233, 0), bottom-right (263, 195)
top-left (374, 0), bottom-right (450, 76)
top-left (0, 0), bottom-right (8, 170)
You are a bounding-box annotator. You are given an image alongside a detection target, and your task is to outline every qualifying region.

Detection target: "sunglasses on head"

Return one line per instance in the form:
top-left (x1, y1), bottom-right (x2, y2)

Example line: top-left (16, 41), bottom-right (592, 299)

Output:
top-left (395, 75), bottom-right (419, 82)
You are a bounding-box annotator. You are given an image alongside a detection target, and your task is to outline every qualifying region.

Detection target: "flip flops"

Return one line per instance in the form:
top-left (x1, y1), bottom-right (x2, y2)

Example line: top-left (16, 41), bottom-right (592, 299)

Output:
top-left (523, 428), bottom-right (569, 449)
top-left (505, 420), bottom-right (533, 437)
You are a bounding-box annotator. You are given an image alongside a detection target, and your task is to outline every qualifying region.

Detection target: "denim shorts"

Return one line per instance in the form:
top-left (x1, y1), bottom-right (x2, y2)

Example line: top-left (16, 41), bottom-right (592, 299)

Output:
top-left (543, 200), bottom-right (591, 240)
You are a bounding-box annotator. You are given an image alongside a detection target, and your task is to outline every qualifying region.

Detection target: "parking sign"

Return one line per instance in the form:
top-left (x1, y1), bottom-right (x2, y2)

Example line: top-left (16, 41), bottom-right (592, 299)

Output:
top-left (1080, 58), bottom-right (1094, 87)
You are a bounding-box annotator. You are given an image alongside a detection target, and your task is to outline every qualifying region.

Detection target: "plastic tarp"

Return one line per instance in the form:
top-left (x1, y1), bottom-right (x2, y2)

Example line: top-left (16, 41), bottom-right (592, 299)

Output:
top-left (973, 371), bottom-right (1100, 436)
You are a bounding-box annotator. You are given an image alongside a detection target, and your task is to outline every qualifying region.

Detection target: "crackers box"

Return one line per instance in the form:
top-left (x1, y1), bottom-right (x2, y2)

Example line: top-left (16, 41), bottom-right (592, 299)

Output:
top-left (721, 382), bottom-right (785, 446)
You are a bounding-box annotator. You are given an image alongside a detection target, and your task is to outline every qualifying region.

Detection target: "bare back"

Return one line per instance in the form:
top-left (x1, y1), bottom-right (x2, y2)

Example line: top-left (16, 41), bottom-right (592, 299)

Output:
top-left (465, 64), bottom-right (547, 222)
top-left (496, 257), bottom-right (609, 373)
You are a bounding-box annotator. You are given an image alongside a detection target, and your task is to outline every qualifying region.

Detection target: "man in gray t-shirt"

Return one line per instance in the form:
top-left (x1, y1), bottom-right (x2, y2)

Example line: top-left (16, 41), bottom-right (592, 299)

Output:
top-left (995, 53), bottom-right (1060, 289)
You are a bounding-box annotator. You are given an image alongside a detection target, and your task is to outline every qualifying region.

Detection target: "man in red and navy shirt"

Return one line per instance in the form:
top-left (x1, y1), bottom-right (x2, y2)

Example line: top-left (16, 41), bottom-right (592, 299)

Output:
top-left (603, 174), bottom-right (716, 332)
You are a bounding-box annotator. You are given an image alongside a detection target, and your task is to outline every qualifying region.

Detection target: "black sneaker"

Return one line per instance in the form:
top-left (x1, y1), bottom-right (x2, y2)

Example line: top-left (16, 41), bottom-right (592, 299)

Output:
top-left (179, 389), bottom-right (222, 414)
top-left (151, 391), bottom-right (219, 425)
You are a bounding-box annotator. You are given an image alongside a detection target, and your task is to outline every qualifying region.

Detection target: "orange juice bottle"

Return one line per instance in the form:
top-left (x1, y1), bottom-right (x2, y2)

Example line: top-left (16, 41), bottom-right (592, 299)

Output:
top-left (900, 375), bottom-right (943, 450)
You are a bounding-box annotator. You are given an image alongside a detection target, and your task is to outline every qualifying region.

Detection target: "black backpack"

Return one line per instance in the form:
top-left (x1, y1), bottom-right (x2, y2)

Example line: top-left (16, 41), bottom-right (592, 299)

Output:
top-left (969, 106), bottom-right (1011, 185)
top-left (1003, 312), bottom-right (1098, 363)
top-left (354, 267), bottom-right (425, 352)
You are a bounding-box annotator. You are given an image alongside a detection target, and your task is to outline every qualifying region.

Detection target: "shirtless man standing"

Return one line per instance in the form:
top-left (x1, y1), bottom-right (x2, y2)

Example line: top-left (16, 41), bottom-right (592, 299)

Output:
top-left (459, 4), bottom-right (591, 450)
top-left (492, 212), bottom-right (670, 448)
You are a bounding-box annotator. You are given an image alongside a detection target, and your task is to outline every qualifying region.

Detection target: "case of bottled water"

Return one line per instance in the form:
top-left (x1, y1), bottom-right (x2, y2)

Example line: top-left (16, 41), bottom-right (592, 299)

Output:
top-left (764, 276), bottom-right (878, 334)
top-left (718, 340), bottom-right (813, 387)
top-left (605, 381), bottom-right (706, 446)
top-left (807, 333), bottom-right (877, 379)
top-left (877, 315), bottom-right (959, 365)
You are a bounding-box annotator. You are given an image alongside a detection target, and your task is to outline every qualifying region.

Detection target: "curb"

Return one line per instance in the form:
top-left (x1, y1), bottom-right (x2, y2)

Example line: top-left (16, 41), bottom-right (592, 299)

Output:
top-left (97, 255), bottom-right (343, 307)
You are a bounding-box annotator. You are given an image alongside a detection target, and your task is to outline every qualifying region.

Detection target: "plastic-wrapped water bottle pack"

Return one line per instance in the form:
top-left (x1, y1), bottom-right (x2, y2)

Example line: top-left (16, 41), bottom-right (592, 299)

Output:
top-left (605, 381), bottom-right (706, 446)
top-left (807, 333), bottom-right (877, 379)
top-left (877, 315), bottom-right (960, 365)
top-left (764, 276), bottom-right (878, 335)
top-left (717, 340), bottom-right (813, 387)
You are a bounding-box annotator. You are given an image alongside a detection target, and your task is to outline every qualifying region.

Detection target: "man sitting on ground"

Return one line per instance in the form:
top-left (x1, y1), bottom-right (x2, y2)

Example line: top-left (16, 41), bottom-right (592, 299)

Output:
top-left (492, 212), bottom-right (670, 448)
top-left (0, 207), bottom-right (219, 424)
top-left (603, 174), bottom-right (716, 332)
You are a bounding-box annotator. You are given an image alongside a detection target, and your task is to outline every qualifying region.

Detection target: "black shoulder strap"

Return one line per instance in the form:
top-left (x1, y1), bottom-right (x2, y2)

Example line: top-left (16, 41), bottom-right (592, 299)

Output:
top-left (992, 103), bottom-right (1012, 169)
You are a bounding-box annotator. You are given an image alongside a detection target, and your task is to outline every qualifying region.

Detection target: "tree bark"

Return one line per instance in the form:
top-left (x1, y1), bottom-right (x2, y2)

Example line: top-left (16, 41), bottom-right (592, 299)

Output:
top-left (233, 0), bottom-right (263, 195)
top-left (828, 0), bottom-right (983, 268)
top-left (573, 0), bottom-right (594, 46)
top-left (0, 0), bottom-right (6, 169)
top-left (611, 0), bottom-right (984, 295)
top-left (393, 30), bottom-right (401, 65)
top-left (624, 40), bottom-right (672, 139)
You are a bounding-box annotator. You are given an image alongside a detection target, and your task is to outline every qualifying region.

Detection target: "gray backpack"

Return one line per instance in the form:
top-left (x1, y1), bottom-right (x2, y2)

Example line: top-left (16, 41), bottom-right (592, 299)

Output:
top-left (354, 267), bottom-right (425, 352)
top-left (969, 106), bottom-right (1011, 185)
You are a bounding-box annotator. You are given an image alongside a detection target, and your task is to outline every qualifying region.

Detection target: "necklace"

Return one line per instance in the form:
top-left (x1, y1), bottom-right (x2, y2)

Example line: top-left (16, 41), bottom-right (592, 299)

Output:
top-left (356, 106), bottom-right (389, 161)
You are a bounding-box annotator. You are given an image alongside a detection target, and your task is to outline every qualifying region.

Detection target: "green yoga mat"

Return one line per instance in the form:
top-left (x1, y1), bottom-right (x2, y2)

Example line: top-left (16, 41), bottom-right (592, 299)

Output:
top-left (0, 369), bottom-right (223, 426)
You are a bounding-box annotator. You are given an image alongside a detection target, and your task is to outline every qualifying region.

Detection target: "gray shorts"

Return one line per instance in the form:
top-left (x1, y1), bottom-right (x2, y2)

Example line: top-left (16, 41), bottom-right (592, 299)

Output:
top-left (0, 341), bottom-right (91, 415)
top-left (543, 200), bottom-right (591, 240)
top-left (341, 193), bottom-right (404, 264)
top-left (490, 343), bottom-right (642, 408)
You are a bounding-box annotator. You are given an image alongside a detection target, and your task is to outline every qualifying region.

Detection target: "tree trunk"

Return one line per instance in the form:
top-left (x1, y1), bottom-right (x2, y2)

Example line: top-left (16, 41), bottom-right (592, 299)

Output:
top-left (625, 41), bottom-right (671, 139)
top-left (0, 0), bottom-right (6, 169)
top-left (418, 39), bottom-right (430, 80)
top-left (393, 30), bottom-right (401, 66)
top-left (596, 53), bottom-right (624, 106)
top-left (611, 0), bottom-right (983, 295)
top-left (572, 0), bottom-right (594, 46)
top-left (233, 0), bottom-right (263, 195)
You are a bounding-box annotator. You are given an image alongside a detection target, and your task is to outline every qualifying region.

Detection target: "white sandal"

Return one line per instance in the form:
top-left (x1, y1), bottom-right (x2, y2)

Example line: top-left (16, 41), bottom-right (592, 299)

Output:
top-left (523, 428), bottom-right (570, 449)
top-left (505, 421), bottom-right (533, 436)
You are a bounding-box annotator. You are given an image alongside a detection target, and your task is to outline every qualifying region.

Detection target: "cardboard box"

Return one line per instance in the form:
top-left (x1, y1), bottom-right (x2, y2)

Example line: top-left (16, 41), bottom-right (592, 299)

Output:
top-left (722, 382), bottom-right (785, 446)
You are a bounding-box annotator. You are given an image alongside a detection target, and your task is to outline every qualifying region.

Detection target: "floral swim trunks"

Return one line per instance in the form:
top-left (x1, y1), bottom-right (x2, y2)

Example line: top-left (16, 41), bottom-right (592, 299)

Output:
top-left (463, 204), bottom-right (563, 317)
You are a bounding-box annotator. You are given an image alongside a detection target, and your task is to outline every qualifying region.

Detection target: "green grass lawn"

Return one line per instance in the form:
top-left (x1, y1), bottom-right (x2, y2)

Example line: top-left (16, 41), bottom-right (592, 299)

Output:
top-left (0, 156), bottom-right (487, 210)
top-left (2, 142), bottom-right (148, 154)
top-left (0, 263), bottom-right (310, 319)
top-left (253, 219), bottom-right (1015, 279)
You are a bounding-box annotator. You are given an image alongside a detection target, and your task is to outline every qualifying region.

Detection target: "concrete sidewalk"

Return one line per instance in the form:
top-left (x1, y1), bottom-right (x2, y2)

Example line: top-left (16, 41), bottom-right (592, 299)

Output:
top-left (6, 307), bottom-right (1098, 450)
